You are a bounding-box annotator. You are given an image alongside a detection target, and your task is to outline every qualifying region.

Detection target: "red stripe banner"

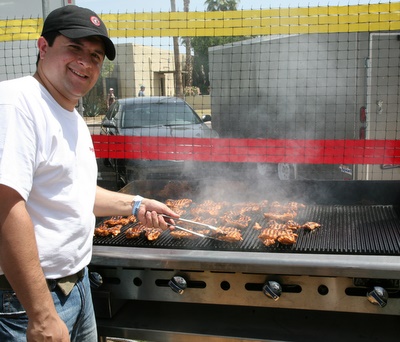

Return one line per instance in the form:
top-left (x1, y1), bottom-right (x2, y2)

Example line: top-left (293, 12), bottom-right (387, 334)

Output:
top-left (91, 135), bottom-right (400, 165)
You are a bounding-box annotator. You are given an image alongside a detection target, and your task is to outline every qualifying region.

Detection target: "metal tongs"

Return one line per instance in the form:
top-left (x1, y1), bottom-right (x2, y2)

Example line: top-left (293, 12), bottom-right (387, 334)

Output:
top-left (162, 214), bottom-right (226, 240)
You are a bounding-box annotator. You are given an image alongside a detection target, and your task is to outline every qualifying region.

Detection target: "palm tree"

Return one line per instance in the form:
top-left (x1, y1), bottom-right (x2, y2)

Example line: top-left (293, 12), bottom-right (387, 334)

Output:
top-left (170, 0), bottom-right (184, 97)
top-left (190, 0), bottom-right (240, 94)
top-left (204, 0), bottom-right (239, 11)
top-left (183, 0), bottom-right (193, 89)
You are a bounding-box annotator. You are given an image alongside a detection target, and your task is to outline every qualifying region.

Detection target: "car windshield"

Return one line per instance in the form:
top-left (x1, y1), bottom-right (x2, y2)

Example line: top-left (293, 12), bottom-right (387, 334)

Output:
top-left (121, 102), bottom-right (202, 128)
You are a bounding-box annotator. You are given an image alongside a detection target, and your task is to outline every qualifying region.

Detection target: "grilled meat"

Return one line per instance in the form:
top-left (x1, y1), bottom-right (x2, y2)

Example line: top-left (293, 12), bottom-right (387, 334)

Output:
top-left (302, 222), bottom-right (321, 230)
top-left (232, 202), bottom-right (263, 215)
top-left (276, 230), bottom-right (298, 245)
top-left (104, 216), bottom-right (130, 226)
top-left (253, 222), bottom-right (262, 230)
top-left (263, 201), bottom-right (305, 222)
top-left (258, 228), bottom-right (284, 241)
top-left (216, 227), bottom-right (243, 242)
top-left (262, 238), bottom-right (277, 246)
top-left (258, 222), bottom-right (299, 246)
top-left (285, 220), bottom-right (301, 230)
top-left (125, 225), bottom-right (145, 239)
top-left (169, 228), bottom-right (211, 239)
top-left (263, 212), bottom-right (296, 221)
top-left (94, 224), bottom-right (123, 237)
top-left (221, 211), bottom-right (251, 229)
top-left (166, 198), bottom-right (193, 209)
top-left (144, 228), bottom-right (163, 241)
top-left (170, 229), bottom-right (197, 239)
top-left (190, 200), bottom-right (226, 217)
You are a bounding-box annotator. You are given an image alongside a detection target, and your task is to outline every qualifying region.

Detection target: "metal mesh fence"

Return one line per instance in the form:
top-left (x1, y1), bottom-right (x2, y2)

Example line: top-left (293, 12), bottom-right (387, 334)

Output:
top-left (1, 2), bottom-right (400, 183)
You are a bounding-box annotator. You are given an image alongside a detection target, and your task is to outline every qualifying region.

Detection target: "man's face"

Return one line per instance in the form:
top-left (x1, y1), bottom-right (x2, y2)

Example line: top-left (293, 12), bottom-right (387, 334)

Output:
top-left (37, 34), bottom-right (105, 107)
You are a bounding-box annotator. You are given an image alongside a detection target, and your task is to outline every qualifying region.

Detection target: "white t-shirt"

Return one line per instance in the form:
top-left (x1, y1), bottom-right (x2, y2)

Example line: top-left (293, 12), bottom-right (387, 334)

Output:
top-left (0, 76), bottom-right (97, 278)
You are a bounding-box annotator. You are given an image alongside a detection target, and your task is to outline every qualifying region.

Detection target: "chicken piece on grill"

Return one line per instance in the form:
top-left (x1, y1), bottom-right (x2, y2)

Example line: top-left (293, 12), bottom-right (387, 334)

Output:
top-left (144, 228), bottom-right (163, 241)
top-left (128, 215), bottom-right (137, 223)
top-left (276, 231), bottom-right (298, 245)
top-left (94, 224), bottom-right (123, 237)
top-left (261, 238), bottom-right (277, 247)
top-left (169, 228), bottom-right (211, 239)
top-left (263, 212), bottom-right (296, 221)
top-left (221, 211), bottom-right (251, 229)
top-left (285, 220), bottom-right (301, 230)
top-left (103, 216), bottom-right (130, 227)
top-left (253, 222), bottom-right (262, 230)
top-left (258, 225), bottom-right (298, 246)
top-left (165, 198), bottom-right (193, 209)
top-left (216, 227), bottom-right (243, 242)
top-left (258, 228), bottom-right (284, 241)
top-left (232, 202), bottom-right (263, 215)
top-left (301, 222), bottom-right (321, 231)
top-left (263, 201), bottom-right (305, 222)
top-left (169, 229), bottom-right (197, 239)
top-left (125, 225), bottom-right (145, 239)
top-left (266, 220), bottom-right (300, 231)
top-left (190, 200), bottom-right (226, 217)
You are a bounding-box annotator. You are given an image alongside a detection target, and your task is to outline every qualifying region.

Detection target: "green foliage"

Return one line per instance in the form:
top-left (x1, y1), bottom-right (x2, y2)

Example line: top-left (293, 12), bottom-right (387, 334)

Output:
top-left (191, 35), bottom-right (247, 94)
top-left (82, 61), bottom-right (114, 117)
top-left (101, 59), bottom-right (115, 78)
top-left (188, 0), bottom-right (245, 94)
top-left (204, 0), bottom-right (240, 11)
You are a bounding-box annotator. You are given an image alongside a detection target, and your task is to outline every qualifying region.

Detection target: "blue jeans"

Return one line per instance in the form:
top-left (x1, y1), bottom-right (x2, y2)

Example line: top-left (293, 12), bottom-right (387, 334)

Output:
top-left (0, 267), bottom-right (97, 342)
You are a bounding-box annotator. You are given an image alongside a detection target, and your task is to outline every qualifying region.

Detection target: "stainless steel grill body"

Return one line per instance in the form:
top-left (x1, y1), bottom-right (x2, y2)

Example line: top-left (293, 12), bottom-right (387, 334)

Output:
top-left (91, 180), bottom-right (400, 341)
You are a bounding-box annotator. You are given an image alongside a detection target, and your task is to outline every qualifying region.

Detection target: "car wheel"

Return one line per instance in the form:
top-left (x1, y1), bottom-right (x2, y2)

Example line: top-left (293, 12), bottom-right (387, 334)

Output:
top-left (278, 163), bottom-right (296, 180)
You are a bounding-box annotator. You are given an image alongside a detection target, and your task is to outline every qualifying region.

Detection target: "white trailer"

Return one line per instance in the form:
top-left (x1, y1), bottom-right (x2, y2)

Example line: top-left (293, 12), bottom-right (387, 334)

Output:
top-left (209, 32), bottom-right (400, 180)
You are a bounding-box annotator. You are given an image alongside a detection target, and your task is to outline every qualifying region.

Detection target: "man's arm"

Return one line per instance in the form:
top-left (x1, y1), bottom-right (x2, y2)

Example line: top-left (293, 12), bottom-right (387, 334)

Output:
top-left (0, 184), bottom-right (69, 341)
top-left (94, 185), bottom-right (179, 228)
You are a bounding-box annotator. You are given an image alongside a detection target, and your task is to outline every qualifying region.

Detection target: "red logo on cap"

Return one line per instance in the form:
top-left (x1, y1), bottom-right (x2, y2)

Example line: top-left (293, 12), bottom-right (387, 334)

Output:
top-left (90, 16), bottom-right (101, 27)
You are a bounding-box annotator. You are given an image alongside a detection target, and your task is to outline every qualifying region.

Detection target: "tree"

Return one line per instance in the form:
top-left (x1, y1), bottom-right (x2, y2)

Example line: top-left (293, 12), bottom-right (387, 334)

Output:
top-left (171, 0), bottom-right (184, 98)
top-left (183, 0), bottom-right (193, 89)
top-left (82, 59), bottom-right (115, 117)
top-left (204, 0), bottom-right (239, 11)
top-left (190, 0), bottom-right (242, 94)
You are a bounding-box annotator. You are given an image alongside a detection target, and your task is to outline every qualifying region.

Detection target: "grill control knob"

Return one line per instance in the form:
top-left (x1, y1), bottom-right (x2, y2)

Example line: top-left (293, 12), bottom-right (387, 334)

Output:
top-left (263, 281), bottom-right (282, 301)
top-left (367, 286), bottom-right (388, 308)
top-left (168, 276), bottom-right (187, 294)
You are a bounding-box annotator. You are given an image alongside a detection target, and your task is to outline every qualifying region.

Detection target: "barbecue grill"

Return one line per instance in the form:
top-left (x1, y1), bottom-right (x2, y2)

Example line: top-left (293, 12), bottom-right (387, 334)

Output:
top-left (91, 179), bottom-right (400, 342)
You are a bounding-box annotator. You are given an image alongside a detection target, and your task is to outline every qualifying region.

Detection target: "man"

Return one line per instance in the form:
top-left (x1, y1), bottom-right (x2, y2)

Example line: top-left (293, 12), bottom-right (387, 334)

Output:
top-left (0, 5), bottom-right (177, 341)
top-left (107, 87), bottom-right (116, 108)
top-left (138, 85), bottom-right (146, 96)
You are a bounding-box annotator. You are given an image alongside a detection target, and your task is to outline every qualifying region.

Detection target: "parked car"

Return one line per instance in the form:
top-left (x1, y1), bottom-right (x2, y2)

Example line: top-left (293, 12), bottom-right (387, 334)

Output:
top-left (101, 96), bottom-right (219, 185)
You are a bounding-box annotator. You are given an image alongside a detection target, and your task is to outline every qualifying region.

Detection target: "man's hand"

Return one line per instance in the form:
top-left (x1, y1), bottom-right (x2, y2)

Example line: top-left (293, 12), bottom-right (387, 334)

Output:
top-left (27, 312), bottom-right (70, 341)
top-left (137, 198), bottom-right (179, 229)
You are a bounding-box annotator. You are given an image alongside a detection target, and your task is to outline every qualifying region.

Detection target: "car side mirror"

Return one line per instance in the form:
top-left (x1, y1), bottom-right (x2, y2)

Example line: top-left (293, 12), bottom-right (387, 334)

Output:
top-left (102, 119), bottom-right (117, 129)
top-left (202, 114), bottom-right (212, 122)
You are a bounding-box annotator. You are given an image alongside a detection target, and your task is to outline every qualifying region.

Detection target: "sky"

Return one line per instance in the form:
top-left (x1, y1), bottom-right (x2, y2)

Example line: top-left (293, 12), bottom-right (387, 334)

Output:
top-left (73, 0), bottom-right (388, 52)
top-left (75, 0), bottom-right (387, 13)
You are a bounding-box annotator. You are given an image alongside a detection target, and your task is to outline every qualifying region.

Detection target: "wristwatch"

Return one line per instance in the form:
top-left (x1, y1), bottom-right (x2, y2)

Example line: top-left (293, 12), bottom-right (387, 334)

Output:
top-left (131, 195), bottom-right (143, 217)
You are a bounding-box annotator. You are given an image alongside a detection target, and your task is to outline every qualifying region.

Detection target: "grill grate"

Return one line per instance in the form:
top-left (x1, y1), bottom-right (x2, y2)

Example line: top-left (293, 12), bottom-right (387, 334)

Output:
top-left (93, 205), bottom-right (400, 255)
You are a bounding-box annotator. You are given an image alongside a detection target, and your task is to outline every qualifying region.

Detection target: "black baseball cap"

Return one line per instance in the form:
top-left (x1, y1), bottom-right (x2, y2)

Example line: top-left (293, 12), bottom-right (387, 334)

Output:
top-left (41, 5), bottom-right (116, 60)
